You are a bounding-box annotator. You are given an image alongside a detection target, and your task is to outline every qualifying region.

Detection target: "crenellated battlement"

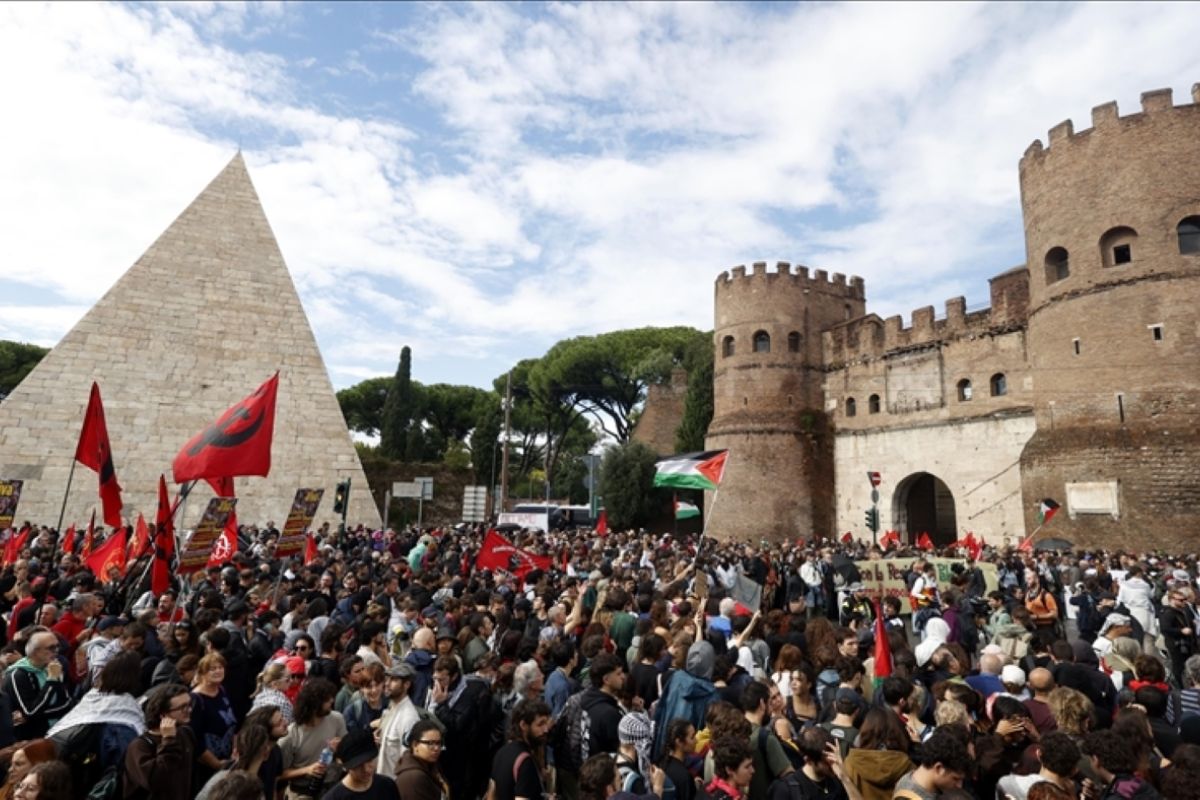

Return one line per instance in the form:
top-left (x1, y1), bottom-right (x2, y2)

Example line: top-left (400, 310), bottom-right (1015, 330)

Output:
top-left (822, 290), bottom-right (1024, 367)
top-left (1020, 84), bottom-right (1200, 168)
top-left (715, 260), bottom-right (866, 299)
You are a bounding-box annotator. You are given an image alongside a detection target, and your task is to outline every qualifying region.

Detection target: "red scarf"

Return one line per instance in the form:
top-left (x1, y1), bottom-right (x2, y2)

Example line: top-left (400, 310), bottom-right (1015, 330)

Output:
top-left (1128, 679), bottom-right (1169, 693)
top-left (706, 777), bottom-right (743, 800)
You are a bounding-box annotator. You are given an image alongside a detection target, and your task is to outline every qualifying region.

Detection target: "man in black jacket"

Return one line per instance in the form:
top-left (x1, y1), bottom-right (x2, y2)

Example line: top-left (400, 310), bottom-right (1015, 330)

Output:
top-left (579, 652), bottom-right (626, 759)
top-left (1159, 589), bottom-right (1194, 682)
top-left (2, 631), bottom-right (71, 739)
top-left (431, 654), bottom-right (493, 800)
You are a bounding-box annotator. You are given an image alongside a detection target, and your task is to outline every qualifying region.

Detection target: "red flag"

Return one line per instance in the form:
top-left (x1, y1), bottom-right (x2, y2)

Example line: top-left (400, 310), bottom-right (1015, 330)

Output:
top-left (205, 477), bottom-right (238, 568)
top-left (916, 532), bottom-right (934, 551)
top-left (841, 531), bottom-right (853, 544)
top-left (74, 383), bottom-right (123, 528)
top-left (873, 600), bottom-right (893, 685)
top-left (81, 511), bottom-right (96, 560)
top-left (560, 547), bottom-right (569, 573)
top-left (880, 530), bottom-right (900, 550)
top-left (61, 524), bottom-right (76, 555)
top-left (595, 510), bottom-right (608, 537)
top-left (475, 529), bottom-right (552, 578)
top-left (130, 514), bottom-right (151, 560)
top-left (964, 532), bottom-right (982, 561)
top-left (172, 373), bottom-right (279, 483)
top-left (85, 527), bottom-right (127, 583)
top-left (303, 533), bottom-right (318, 565)
top-left (152, 475), bottom-right (176, 596)
top-left (3, 525), bottom-right (30, 566)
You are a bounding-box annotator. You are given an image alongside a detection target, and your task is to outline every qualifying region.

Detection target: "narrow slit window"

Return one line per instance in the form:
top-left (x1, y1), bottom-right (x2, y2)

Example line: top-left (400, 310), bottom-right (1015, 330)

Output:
top-left (1113, 244), bottom-right (1132, 264)
top-left (1150, 324), bottom-right (1164, 342)
top-left (1117, 393), bottom-right (1125, 423)
top-left (868, 394), bottom-right (880, 414)
top-left (845, 398), bottom-right (857, 417)
top-left (1073, 338), bottom-right (1081, 356)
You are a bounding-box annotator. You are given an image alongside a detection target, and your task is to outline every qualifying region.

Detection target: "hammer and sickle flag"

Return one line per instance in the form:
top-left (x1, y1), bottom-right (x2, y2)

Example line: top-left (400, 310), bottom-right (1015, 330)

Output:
top-left (74, 382), bottom-right (124, 528)
top-left (173, 373), bottom-right (279, 483)
top-left (85, 525), bottom-right (127, 583)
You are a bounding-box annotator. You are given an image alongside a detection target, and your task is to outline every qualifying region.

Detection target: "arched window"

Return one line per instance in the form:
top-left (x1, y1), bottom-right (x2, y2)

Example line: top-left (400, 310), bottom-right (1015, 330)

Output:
top-left (1179, 216), bottom-right (1200, 255)
top-left (868, 394), bottom-right (880, 414)
top-left (845, 397), bottom-right (857, 417)
top-left (1044, 247), bottom-right (1069, 283)
top-left (722, 336), bottom-right (735, 358)
top-left (1100, 226), bottom-right (1137, 267)
top-left (957, 379), bottom-right (972, 401)
top-left (787, 331), bottom-right (801, 353)
top-left (990, 373), bottom-right (1007, 397)
top-left (753, 330), bottom-right (770, 353)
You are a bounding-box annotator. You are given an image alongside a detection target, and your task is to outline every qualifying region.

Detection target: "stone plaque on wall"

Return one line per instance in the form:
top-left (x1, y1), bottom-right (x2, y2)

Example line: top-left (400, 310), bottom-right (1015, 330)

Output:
top-left (1066, 481), bottom-right (1120, 519)
top-left (884, 350), bottom-right (943, 413)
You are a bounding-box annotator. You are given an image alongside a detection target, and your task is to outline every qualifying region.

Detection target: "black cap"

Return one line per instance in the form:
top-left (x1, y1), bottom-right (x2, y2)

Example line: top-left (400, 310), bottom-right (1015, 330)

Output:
top-left (336, 728), bottom-right (378, 769)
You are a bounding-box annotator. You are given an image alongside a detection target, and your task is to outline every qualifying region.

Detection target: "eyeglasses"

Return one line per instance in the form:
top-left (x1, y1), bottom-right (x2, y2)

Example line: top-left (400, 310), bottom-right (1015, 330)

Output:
top-left (417, 740), bottom-right (444, 749)
top-left (168, 701), bottom-right (193, 713)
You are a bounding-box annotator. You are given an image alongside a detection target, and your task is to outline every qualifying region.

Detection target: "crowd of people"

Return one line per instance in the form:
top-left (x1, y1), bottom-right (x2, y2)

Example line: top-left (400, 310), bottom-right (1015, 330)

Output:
top-left (0, 520), bottom-right (1198, 800)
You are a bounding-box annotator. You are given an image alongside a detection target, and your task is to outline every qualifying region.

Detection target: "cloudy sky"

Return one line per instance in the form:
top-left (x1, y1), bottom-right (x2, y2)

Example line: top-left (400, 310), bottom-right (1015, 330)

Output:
top-left (2, 2), bottom-right (1198, 391)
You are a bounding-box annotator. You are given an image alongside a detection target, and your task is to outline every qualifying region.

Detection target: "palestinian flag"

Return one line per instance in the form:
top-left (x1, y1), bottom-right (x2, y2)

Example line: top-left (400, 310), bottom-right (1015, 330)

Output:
top-left (654, 450), bottom-right (728, 491)
top-left (674, 499), bottom-right (700, 520)
top-left (1038, 498), bottom-right (1060, 525)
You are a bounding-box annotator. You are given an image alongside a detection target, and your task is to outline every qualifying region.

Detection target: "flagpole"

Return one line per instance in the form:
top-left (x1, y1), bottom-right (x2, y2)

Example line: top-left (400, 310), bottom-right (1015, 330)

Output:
top-left (695, 452), bottom-right (729, 566)
top-left (54, 459), bottom-right (77, 536)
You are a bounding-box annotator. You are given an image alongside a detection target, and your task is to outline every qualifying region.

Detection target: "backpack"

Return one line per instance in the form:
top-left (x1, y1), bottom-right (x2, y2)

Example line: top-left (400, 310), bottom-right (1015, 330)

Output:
top-left (549, 691), bottom-right (589, 773)
top-left (51, 723), bottom-right (107, 796)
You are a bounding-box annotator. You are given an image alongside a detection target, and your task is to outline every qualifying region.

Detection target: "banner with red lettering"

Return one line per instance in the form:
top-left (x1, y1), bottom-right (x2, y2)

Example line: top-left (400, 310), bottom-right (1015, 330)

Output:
top-left (853, 556), bottom-right (998, 615)
top-left (276, 488), bottom-right (324, 557)
top-left (179, 497), bottom-right (237, 574)
top-left (0, 480), bottom-right (23, 531)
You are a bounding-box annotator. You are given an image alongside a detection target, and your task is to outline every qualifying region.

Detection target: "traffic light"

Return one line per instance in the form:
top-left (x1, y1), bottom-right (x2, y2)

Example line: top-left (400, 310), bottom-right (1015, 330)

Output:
top-left (864, 507), bottom-right (879, 533)
top-left (333, 480), bottom-right (350, 516)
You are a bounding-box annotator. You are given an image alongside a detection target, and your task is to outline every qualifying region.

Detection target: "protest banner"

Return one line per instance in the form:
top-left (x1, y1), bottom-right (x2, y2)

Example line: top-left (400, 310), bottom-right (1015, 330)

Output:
top-left (276, 488), bottom-right (324, 557)
top-left (0, 480), bottom-right (22, 530)
top-left (179, 496), bottom-right (237, 573)
top-left (853, 556), bottom-right (998, 614)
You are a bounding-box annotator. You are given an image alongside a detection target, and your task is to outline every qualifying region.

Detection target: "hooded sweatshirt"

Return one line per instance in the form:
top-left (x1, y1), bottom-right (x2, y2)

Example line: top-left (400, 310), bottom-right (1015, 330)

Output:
top-left (581, 687), bottom-right (624, 756)
top-left (652, 642), bottom-right (718, 760)
top-left (915, 617), bottom-right (951, 667)
top-left (842, 749), bottom-right (914, 800)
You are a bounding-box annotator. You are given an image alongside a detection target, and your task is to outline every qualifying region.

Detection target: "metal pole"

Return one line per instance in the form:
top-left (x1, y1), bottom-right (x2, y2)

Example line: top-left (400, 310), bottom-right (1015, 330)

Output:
top-left (499, 371), bottom-right (512, 513)
top-left (382, 489), bottom-right (391, 532)
top-left (55, 458), bottom-right (77, 534)
top-left (417, 496), bottom-right (423, 528)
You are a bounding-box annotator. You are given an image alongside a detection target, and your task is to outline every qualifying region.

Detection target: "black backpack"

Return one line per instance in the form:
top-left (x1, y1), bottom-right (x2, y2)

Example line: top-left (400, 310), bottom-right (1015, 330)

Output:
top-left (548, 691), bottom-right (589, 773)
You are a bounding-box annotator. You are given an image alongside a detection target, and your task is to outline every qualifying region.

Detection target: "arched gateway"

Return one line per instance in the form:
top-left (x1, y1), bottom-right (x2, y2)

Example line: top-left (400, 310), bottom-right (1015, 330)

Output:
top-left (893, 472), bottom-right (958, 546)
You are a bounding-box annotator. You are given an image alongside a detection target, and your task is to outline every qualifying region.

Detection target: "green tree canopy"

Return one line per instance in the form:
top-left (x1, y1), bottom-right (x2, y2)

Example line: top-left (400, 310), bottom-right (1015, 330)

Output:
top-left (675, 334), bottom-right (714, 452)
top-left (0, 340), bottom-right (48, 400)
top-left (598, 440), bottom-right (663, 530)
top-left (531, 326), bottom-right (707, 442)
top-left (336, 376), bottom-right (390, 437)
top-left (380, 346), bottom-right (417, 459)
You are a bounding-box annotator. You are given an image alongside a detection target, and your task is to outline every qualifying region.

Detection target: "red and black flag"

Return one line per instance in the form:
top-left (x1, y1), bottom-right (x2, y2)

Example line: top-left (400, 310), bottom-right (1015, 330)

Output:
top-left (61, 524), bottom-right (76, 555)
top-left (75, 382), bottom-right (123, 528)
top-left (303, 533), bottom-right (318, 566)
top-left (173, 373), bottom-right (278, 483)
top-left (152, 475), bottom-right (176, 596)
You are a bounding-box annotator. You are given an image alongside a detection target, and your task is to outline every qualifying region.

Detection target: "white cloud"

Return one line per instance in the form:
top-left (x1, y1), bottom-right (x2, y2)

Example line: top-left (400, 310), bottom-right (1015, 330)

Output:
top-left (2, 1), bottom-right (1199, 390)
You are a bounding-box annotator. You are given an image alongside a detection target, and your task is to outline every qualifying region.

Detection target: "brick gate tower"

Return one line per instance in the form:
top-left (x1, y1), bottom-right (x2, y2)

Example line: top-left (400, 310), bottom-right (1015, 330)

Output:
top-left (705, 263), bottom-right (865, 541)
top-left (1018, 86), bottom-right (1200, 549)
